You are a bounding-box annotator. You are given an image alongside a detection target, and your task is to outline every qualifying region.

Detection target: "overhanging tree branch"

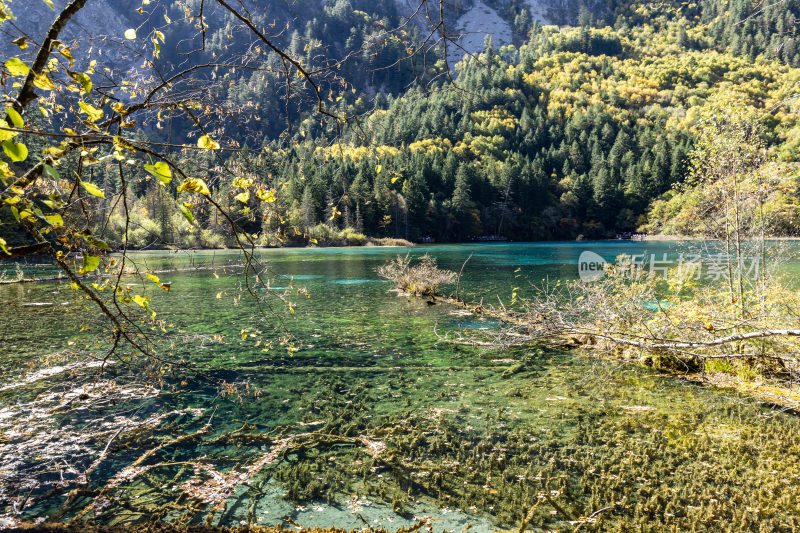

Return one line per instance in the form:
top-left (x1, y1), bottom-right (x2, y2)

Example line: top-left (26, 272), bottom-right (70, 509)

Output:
top-left (6, 0), bottom-right (87, 117)
top-left (0, 242), bottom-right (49, 260)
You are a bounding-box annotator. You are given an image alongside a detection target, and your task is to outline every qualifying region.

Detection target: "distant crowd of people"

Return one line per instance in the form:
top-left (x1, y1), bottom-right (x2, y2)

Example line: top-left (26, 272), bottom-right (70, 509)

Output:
top-left (616, 232), bottom-right (648, 241)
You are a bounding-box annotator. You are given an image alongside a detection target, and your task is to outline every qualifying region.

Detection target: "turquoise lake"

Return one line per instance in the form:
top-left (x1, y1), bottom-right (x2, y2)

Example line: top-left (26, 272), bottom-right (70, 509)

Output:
top-left (2, 241), bottom-right (800, 532)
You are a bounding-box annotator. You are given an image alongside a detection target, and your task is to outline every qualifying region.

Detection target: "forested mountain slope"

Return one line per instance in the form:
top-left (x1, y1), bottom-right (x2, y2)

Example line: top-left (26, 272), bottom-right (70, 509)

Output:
top-left (2, 0), bottom-right (799, 248)
top-left (251, 22), bottom-right (800, 242)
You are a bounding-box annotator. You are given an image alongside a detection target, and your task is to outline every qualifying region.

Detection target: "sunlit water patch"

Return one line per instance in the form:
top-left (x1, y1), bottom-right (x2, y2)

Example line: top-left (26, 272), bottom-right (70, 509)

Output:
top-left (449, 317), bottom-right (502, 330)
top-left (329, 279), bottom-right (387, 285)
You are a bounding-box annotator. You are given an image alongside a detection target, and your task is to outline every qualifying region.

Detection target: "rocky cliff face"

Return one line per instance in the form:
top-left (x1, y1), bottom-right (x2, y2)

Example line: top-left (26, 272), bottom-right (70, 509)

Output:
top-left (392, 0), bottom-right (567, 68)
top-left (3, 0), bottom-right (132, 65)
top-left (3, 0), bottom-right (579, 78)
top-left (1, 0), bottom-right (585, 104)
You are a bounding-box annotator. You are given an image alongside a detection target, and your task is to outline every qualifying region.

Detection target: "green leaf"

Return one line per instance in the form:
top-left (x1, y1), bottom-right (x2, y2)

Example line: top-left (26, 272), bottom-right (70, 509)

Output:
top-left (57, 46), bottom-right (74, 65)
top-left (43, 164), bottom-right (60, 180)
top-left (6, 108), bottom-right (23, 129)
top-left (84, 235), bottom-right (110, 250)
top-left (5, 58), bottom-right (29, 77)
top-left (42, 196), bottom-right (66, 210)
top-left (0, 161), bottom-right (12, 181)
top-left (256, 189), bottom-right (277, 203)
top-left (11, 36), bottom-right (27, 50)
top-left (70, 72), bottom-right (92, 94)
top-left (144, 161), bottom-right (172, 185)
top-left (82, 254), bottom-right (100, 273)
top-left (3, 140), bottom-right (27, 162)
top-left (79, 101), bottom-right (103, 122)
top-left (44, 213), bottom-right (63, 226)
top-left (0, 120), bottom-right (16, 142)
top-left (177, 178), bottom-right (210, 196)
top-left (33, 74), bottom-right (55, 91)
top-left (179, 203), bottom-right (194, 225)
top-left (132, 294), bottom-right (149, 308)
top-left (0, 120), bottom-right (16, 143)
top-left (80, 181), bottom-right (105, 198)
top-left (0, 237), bottom-right (9, 255)
top-left (197, 135), bottom-right (220, 150)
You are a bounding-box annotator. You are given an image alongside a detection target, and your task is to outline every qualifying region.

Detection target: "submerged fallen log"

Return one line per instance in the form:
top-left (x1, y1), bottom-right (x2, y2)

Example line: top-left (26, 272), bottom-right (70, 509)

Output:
top-left (8, 521), bottom-right (431, 533)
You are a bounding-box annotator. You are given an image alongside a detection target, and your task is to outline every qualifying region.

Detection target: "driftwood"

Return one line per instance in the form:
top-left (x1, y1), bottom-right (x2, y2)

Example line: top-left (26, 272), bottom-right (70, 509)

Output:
top-left (431, 290), bottom-right (800, 365)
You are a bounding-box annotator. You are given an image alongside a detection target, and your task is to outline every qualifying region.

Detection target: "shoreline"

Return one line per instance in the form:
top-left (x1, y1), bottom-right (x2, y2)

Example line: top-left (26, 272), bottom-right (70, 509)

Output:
top-left (6, 235), bottom-right (800, 259)
top-left (637, 234), bottom-right (800, 242)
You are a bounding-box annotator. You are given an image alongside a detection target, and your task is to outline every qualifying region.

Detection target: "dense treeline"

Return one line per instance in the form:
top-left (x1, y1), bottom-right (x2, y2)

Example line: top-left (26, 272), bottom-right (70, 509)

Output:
top-left (606, 0), bottom-right (800, 66)
top-left (504, 0), bottom-right (800, 66)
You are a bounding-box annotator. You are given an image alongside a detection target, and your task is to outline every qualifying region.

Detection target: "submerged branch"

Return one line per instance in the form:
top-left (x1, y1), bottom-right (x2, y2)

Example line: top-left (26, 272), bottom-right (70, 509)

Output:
top-left (569, 328), bottom-right (800, 352)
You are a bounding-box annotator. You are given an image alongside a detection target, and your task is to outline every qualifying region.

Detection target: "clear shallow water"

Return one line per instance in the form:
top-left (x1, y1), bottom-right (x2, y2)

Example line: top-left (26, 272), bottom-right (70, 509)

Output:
top-left (2, 242), bottom-right (800, 531)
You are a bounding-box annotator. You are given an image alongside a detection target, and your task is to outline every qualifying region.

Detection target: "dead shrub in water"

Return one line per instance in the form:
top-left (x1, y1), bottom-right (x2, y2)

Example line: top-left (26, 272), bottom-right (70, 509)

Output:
top-left (377, 254), bottom-right (455, 298)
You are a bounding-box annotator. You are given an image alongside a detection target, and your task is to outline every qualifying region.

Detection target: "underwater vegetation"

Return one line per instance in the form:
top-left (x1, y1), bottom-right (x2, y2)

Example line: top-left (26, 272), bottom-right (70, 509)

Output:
top-left (6, 355), bottom-right (799, 532)
top-left (263, 375), bottom-right (800, 532)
